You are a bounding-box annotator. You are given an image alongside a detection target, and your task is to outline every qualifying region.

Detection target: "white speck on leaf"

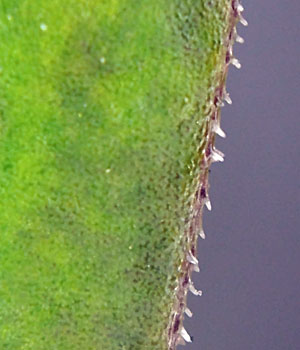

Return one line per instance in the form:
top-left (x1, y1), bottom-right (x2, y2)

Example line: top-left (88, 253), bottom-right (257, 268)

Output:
top-left (40, 23), bottom-right (48, 31)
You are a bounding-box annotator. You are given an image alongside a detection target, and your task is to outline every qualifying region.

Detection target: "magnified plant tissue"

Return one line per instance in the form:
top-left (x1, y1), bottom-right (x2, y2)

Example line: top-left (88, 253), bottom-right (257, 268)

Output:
top-left (0, 1), bottom-right (246, 349)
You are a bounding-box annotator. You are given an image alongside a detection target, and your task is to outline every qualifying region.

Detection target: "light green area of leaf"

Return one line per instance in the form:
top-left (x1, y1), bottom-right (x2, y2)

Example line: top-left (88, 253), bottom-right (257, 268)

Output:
top-left (0, 1), bottom-right (230, 349)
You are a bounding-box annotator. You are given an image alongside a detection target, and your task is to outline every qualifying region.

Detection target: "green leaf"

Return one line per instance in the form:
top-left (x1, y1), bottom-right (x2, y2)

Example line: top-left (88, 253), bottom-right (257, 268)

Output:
top-left (0, 1), bottom-right (243, 349)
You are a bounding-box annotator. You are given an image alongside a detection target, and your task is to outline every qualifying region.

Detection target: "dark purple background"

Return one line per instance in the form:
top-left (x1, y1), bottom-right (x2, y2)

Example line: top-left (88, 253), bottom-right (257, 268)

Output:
top-left (179, 1), bottom-right (300, 349)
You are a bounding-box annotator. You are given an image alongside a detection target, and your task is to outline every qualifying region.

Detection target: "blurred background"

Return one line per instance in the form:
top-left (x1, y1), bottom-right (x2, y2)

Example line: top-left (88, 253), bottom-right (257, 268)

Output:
top-left (179, 1), bottom-right (300, 349)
